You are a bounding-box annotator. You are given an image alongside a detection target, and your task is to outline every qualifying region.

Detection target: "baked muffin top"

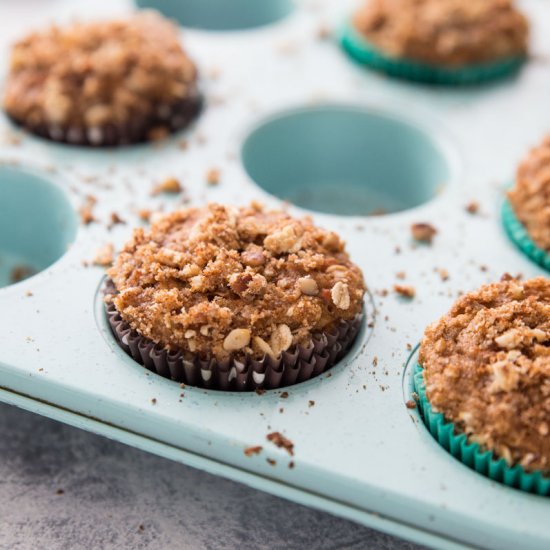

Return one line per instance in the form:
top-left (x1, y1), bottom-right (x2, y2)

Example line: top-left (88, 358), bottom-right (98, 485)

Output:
top-left (3, 11), bottom-right (197, 129)
top-left (107, 203), bottom-right (365, 361)
top-left (508, 136), bottom-right (550, 252)
top-left (419, 277), bottom-right (550, 475)
top-left (353, 0), bottom-right (529, 66)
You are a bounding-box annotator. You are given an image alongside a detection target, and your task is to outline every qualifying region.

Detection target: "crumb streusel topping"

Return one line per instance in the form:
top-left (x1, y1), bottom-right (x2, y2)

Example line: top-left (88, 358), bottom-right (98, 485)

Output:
top-left (508, 136), bottom-right (550, 252)
top-left (3, 11), bottom-right (197, 129)
top-left (419, 278), bottom-right (550, 474)
top-left (353, 0), bottom-right (529, 66)
top-left (107, 204), bottom-right (365, 361)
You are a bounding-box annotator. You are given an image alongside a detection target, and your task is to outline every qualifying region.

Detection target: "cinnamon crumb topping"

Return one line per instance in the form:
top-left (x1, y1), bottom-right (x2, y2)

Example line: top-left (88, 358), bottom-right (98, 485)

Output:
top-left (108, 203), bottom-right (365, 360)
top-left (4, 11), bottom-right (198, 129)
top-left (420, 277), bottom-right (550, 474)
top-left (508, 135), bottom-right (550, 251)
top-left (353, 0), bottom-right (528, 67)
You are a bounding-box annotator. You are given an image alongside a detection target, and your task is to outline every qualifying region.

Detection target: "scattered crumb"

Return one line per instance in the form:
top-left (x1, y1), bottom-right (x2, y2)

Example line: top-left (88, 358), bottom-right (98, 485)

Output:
top-left (288, 461), bottom-right (295, 469)
top-left (206, 168), bottom-right (220, 186)
top-left (108, 212), bottom-right (126, 229)
top-left (244, 445), bottom-right (263, 457)
top-left (406, 400), bottom-right (417, 409)
top-left (177, 139), bottom-right (189, 150)
top-left (411, 222), bottom-right (437, 244)
top-left (79, 195), bottom-right (97, 225)
top-left (394, 284), bottom-right (416, 299)
top-left (308, 400), bottom-right (315, 407)
top-left (501, 272), bottom-right (522, 282)
top-left (137, 209), bottom-right (152, 222)
top-left (151, 177), bottom-right (182, 196)
top-left (465, 201), bottom-right (480, 215)
top-left (266, 458), bottom-right (277, 466)
top-left (255, 388), bottom-right (266, 396)
top-left (370, 208), bottom-right (387, 216)
top-left (316, 24), bottom-right (331, 40)
top-left (436, 268), bottom-right (449, 281)
top-left (55, 489), bottom-right (64, 495)
top-left (396, 271), bottom-right (406, 280)
top-left (10, 265), bottom-right (34, 284)
top-left (280, 391), bottom-right (289, 399)
top-left (138, 524), bottom-right (145, 532)
top-left (25, 290), bottom-right (33, 297)
top-left (267, 432), bottom-right (294, 456)
top-left (93, 243), bottom-right (114, 267)
top-left (276, 40), bottom-right (299, 56)
top-left (151, 398), bottom-right (157, 405)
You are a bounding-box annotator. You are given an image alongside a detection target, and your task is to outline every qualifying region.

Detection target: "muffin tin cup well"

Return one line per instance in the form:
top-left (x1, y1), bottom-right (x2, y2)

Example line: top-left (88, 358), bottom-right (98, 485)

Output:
top-left (502, 198), bottom-right (550, 272)
top-left (7, 93), bottom-right (203, 147)
top-left (135, 0), bottom-right (294, 30)
top-left (340, 20), bottom-right (526, 86)
top-left (241, 104), bottom-right (457, 217)
top-left (0, 163), bottom-right (77, 289)
top-left (105, 280), bottom-right (363, 391)
top-left (413, 364), bottom-right (550, 497)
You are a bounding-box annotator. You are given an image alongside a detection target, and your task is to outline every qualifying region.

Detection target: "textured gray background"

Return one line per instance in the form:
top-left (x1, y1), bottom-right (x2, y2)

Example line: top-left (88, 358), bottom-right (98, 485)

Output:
top-left (0, 402), bottom-right (425, 550)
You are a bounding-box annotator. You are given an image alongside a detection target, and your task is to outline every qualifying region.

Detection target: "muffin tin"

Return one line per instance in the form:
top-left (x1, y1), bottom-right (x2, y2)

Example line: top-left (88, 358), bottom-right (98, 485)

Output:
top-left (1, 0), bottom-right (549, 548)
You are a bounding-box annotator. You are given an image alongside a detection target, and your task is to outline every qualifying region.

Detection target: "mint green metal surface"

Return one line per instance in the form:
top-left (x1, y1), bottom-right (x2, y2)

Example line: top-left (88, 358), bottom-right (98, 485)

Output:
top-left (340, 20), bottom-right (525, 85)
top-left (502, 198), bottom-right (550, 272)
top-left (0, 1), bottom-right (549, 549)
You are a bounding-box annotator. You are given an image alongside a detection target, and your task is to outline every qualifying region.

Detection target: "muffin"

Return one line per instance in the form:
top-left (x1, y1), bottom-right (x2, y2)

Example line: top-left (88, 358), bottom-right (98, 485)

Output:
top-left (415, 277), bottom-right (550, 495)
top-left (105, 203), bottom-right (366, 390)
top-left (3, 11), bottom-right (201, 146)
top-left (504, 136), bottom-right (550, 271)
top-left (342, 0), bottom-right (529, 84)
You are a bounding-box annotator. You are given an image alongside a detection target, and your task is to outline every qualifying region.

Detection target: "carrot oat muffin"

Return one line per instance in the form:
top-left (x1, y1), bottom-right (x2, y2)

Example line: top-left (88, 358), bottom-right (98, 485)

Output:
top-left (3, 11), bottom-right (201, 146)
top-left (105, 203), bottom-right (365, 390)
top-left (343, 0), bottom-right (529, 84)
top-left (505, 136), bottom-right (550, 270)
top-left (416, 277), bottom-right (550, 492)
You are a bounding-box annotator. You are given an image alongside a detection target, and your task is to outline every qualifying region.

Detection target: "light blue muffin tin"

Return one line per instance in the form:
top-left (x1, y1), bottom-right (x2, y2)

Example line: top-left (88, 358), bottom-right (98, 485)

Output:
top-left (0, 1), bottom-right (549, 548)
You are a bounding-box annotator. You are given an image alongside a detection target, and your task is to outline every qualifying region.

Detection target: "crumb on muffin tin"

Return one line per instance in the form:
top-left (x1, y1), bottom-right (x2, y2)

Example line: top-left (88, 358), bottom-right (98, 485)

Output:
top-left (107, 203), bottom-right (366, 362)
top-left (419, 277), bottom-right (550, 475)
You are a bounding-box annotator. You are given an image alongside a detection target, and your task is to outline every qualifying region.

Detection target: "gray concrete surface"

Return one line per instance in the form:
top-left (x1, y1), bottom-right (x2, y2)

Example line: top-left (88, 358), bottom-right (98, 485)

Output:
top-left (0, 402), bottom-right (424, 550)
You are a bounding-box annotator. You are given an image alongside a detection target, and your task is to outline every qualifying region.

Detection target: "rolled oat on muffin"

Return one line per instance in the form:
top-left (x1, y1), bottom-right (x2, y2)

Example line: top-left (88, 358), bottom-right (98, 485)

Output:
top-left (3, 11), bottom-right (201, 146)
top-left (507, 136), bottom-right (550, 253)
top-left (105, 203), bottom-right (366, 390)
top-left (419, 277), bottom-right (550, 476)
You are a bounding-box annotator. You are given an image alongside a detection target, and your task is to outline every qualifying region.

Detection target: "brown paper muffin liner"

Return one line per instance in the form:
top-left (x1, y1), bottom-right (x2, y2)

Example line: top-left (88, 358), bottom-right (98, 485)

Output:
top-left (104, 280), bottom-right (363, 391)
top-left (7, 91), bottom-right (203, 147)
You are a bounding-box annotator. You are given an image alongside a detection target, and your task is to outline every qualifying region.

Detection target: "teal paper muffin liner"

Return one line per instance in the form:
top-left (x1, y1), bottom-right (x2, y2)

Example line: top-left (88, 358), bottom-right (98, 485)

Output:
top-left (340, 21), bottom-right (525, 85)
top-left (502, 198), bottom-right (550, 272)
top-left (413, 364), bottom-right (550, 496)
